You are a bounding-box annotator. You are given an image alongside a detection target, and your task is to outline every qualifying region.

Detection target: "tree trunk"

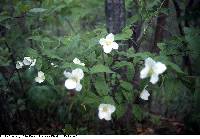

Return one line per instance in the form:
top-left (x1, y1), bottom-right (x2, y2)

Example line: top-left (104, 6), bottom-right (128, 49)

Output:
top-left (105, 0), bottom-right (126, 34)
top-left (152, 0), bottom-right (169, 53)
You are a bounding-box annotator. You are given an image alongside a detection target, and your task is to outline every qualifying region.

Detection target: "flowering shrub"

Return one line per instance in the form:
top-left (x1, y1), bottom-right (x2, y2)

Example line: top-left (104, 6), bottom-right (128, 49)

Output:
top-left (0, 0), bottom-right (200, 134)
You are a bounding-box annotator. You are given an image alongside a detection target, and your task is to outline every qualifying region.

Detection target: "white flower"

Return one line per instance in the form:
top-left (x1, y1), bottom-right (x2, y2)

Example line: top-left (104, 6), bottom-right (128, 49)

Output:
top-left (140, 57), bottom-right (167, 84)
top-left (23, 57), bottom-right (36, 68)
top-left (51, 62), bottom-right (58, 67)
top-left (98, 104), bottom-right (116, 121)
top-left (30, 59), bottom-right (36, 67)
top-left (73, 58), bottom-right (85, 66)
top-left (23, 57), bottom-right (32, 65)
top-left (99, 33), bottom-right (119, 53)
top-left (35, 71), bottom-right (45, 83)
top-left (140, 89), bottom-right (150, 100)
top-left (64, 68), bottom-right (84, 92)
top-left (16, 61), bottom-right (23, 69)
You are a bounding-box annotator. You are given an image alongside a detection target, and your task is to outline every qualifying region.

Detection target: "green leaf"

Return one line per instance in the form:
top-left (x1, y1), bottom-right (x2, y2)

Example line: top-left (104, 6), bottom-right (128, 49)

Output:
top-left (157, 43), bottom-right (166, 51)
top-left (115, 104), bottom-right (126, 119)
top-left (63, 124), bottom-right (76, 134)
top-left (42, 49), bottom-right (63, 60)
top-left (165, 61), bottom-right (184, 74)
top-left (29, 8), bottom-right (47, 13)
top-left (120, 81), bottom-right (132, 91)
top-left (123, 91), bottom-right (134, 102)
top-left (132, 104), bottom-right (143, 122)
top-left (46, 75), bottom-right (54, 85)
top-left (113, 61), bottom-right (132, 69)
top-left (115, 26), bottom-right (132, 40)
top-left (94, 77), bottom-right (109, 96)
top-left (27, 85), bottom-right (58, 109)
top-left (28, 36), bottom-right (55, 43)
top-left (0, 15), bottom-right (11, 22)
top-left (150, 115), bottom-right (161, 125)
top-left (81, 92), bottom-right (100, 106)
top-left (35, 58), bottom-right (42, 70)
top-left (90, 64), bottom-right (114, 74)
top-left (103, 96), bottom-right (115, 104)
top-left (25, 48), bottom-right (38, 58)
top-left (119, 51), bottom-right (153, 59)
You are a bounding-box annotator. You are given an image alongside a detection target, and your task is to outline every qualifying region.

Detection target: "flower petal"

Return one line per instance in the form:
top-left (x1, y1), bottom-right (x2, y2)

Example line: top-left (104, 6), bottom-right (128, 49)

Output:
top-left (106, 33), bottom-right (114, 42)
top-left (103, 45), bottom-right (113, 53)
top-left (98, 111), bottom-right (106, 120)
top-left (65, 79), bottom-right (77, 89)
top-left (72, 68), bottom-right (84, 80)
top-left (16, 61), bottom-right (23, 69)
top-left (140, 89), bottom-right (150, 100)
top-left (111, 42), bottom-right (119, 49)
top-left (38, 71), bottom-right (44, 77)
top-left (103, 113), bottom-right (112, 121)
top-left (153, 62), bottom-right (167, 75)
top-left (30, 59), bottom-right (36, 67)
top-left (35, 76), bottom-right (44, 83)
top-left (73, 58), bottom-right (81, 64)
top-left (108, 105), bottom-right (116, 113)
top-left (140, 66), bottom-right (150, 79)
top-left (64, 71), bottom-right (72, 78)
top-left (150, 73), bottom-right (159, 84)
top-left (73, 58), bottom-right (85, 66)
top-left (35, 71), bottom-right (45, 83)
top-left (80, 63), bottom-right (85, 66)
top-left (75, 83), bottom-right (82, 92)
top-left (98, 104), bottom-right (106, 111)
top-left (145, 57), bottom-right (156, 67)
top-left (99, 38), bottom-right (106, 46)
top-left (23, 57), bottom-right (32, 65)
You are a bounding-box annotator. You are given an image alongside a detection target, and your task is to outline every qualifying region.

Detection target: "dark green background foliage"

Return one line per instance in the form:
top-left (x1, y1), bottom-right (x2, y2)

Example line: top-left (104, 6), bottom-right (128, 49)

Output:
top-left (0, 0), bottom-right (200, 134)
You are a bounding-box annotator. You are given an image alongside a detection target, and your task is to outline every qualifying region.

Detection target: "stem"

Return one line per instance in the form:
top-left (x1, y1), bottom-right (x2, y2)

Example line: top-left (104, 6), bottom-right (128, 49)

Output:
top-left (4, 41), bottom-right (24, 94)
top-left (102, 51), bottom-right (108, 83)
top-left (66, 17), bottom-right (77, 34)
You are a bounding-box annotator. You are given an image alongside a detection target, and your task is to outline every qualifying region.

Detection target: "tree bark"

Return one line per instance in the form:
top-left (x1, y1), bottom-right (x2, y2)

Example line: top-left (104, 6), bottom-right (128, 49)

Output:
top-left (172, 0), bottom-right (193, 75)
top-left (152, 0), bottom-right (169, 53)
top-left (105, 0), bottom-right (126, 34)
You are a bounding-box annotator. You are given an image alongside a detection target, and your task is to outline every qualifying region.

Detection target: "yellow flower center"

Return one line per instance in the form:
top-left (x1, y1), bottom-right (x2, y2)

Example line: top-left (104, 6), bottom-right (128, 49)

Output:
top-left (71, 76), bottom-right (79, 83)
top-left (102, 106), bottom-right (108, 112)
top-left (105, 40), bottom-right (112, 46)
top-left (148, 68), bottom-right (154, 76)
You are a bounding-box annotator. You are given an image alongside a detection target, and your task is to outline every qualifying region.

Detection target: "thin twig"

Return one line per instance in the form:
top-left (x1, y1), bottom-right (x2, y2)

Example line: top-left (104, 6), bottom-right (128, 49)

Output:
top-left (137, 0), bottom-right (167, 44)
top-left (65, 17), bottom-right (77, 34)
top-left (102, 51), bottom-right (108, 83)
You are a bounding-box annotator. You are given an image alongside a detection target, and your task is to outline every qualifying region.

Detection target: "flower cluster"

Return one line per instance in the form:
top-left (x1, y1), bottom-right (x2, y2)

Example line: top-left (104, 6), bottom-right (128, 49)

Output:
top-left (63, 55), bottom-right (117, 120)
top-left (98, 33), bottom-right (167, 119)
top-left (16, 33), bottom-right (167, 122)
top-left (16, 57), bottom-right (36, 69)
top-left (16, 33), bottom-right (167, 121)
top-left (64, 58), bottom-right (85, 92)
top-left (64, 68), bottom-right (84, 92)
top-left (139, 57), bottom-right (167, 100)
